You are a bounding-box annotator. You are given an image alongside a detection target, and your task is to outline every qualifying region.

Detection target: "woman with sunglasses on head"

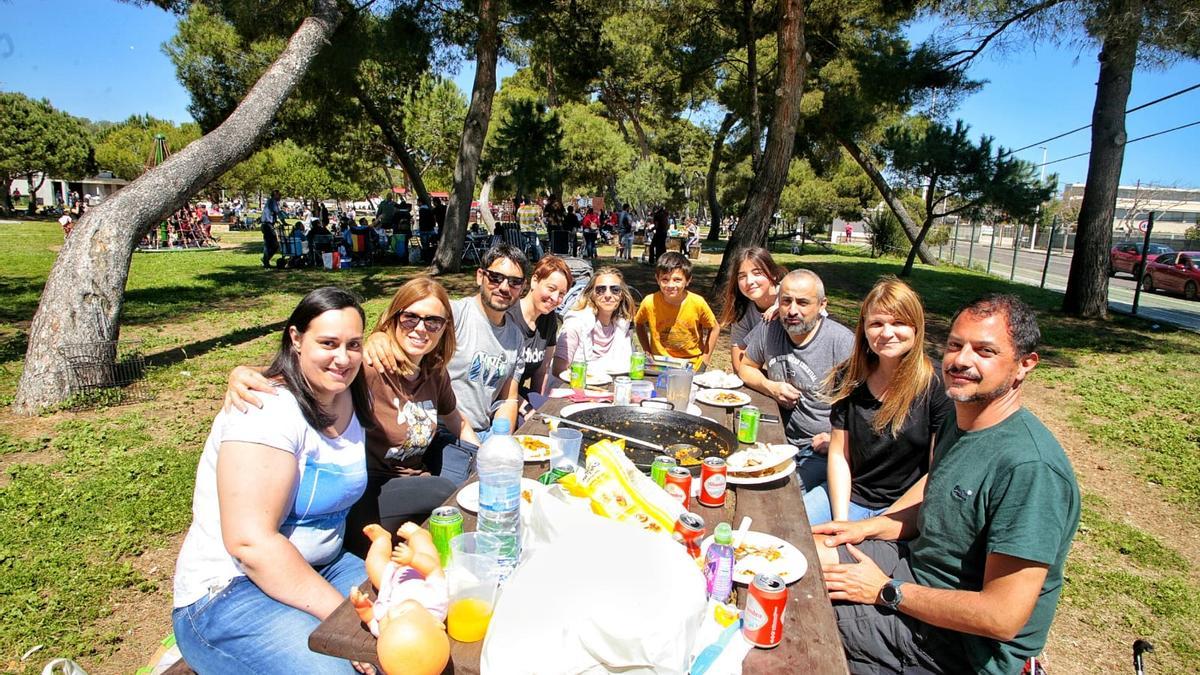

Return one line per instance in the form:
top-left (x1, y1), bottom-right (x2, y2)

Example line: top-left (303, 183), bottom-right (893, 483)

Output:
top-left (803, 276), bottom-right (952, 526)
top-left (508, 256), bottom-right (573, 400)
top-left (719, 246), bottom-right (785, 372)
top-left (174, 287), bottom-right (373, 673)
top-left (552, 267), bottom-right (636, 378)
top-left (223, 277), bottom-right (477, 558)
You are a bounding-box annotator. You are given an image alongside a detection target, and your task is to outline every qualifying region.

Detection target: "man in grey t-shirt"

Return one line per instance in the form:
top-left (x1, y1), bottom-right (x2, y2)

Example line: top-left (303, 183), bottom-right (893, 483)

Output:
top-left (739, 269), bottom-right (854, 489)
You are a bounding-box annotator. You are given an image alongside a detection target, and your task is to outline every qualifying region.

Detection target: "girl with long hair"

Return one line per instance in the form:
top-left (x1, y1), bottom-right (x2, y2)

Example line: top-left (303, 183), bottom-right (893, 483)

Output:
top-left (719, 246), bottom-right (785, 372)
top-left (508, 255), bottom-right (573, 398)
top-left (552, 267), bottom-right (637, 377)
top-left (173, 287), bottom-right (373, 672)
top-left (803, 277), bottom-right (952, 525)
top-left (224, 277), bottom-right (478, 557)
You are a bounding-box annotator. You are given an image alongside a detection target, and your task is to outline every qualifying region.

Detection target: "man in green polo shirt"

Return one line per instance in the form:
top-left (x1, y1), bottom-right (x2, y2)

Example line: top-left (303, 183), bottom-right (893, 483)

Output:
top-left (813, 294), bottom-right (1080, 674)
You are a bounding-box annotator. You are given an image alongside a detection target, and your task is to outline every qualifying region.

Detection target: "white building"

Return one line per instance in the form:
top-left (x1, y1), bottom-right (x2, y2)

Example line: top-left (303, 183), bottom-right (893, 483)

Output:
top-left (1062, 183), bottom-right (1200, 236)
top-left (9, 171), bottom-right (129, 208)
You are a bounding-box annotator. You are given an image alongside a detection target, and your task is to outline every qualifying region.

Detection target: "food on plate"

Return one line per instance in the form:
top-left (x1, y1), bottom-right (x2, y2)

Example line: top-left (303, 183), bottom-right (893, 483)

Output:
top-left (735, 541), bottom-right (785, 562)
top-left (712, 391), bottom-right (745, 404)
top-left (726, 445), bottom-right (794, 477)
top-left (519, 436), bottom-right (551, 459)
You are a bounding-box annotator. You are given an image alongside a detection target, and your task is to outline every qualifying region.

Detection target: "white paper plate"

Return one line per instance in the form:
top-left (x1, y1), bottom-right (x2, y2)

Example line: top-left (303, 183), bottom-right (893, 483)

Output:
top-left (700, 530), bottom-right (807, 585)
top-left (456, 478), bottom-right (544, 513)
top-left (694, 388), bottom-right (752, 407)
top-left (693, 371), bottom-right (744, 389)
top-left (725, 460), bottom-right (796, 485)
top-left (515, 434), bottom-right (553, 462)
top-left (558, 370), bottom-right (614, 386)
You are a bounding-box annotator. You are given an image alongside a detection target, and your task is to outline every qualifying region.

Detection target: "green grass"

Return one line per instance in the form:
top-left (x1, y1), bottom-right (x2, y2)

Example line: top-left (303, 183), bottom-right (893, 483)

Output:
top-left (0, 221), bottom-right (1198, 671)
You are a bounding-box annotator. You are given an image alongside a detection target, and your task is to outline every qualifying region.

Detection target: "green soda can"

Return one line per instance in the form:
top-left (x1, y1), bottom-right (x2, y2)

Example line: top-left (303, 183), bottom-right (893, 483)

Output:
top-left (737, 405), bottom-right (761, 444)
top-left (429, 506), bottom-right (464, 567)
top-left (650, 455), bottom-right (678, 486)
top-left (630, 351), bottom-right (646, 381)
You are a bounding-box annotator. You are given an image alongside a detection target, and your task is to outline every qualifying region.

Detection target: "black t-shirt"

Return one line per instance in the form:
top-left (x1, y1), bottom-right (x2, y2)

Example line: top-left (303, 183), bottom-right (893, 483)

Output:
top-left (508, 305), bottom-right (559, 397)
top-left (831, 370), bottom-right (952, 509)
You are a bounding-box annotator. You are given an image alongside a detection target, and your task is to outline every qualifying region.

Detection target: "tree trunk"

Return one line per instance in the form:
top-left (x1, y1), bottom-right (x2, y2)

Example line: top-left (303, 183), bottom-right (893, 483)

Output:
top-left (355, 84), bottom-right (430, 204)
top-left (1062, 28), bottom-right (1137, 318)
top-left (432, 0), bottom-right (499, 274)
top-left (2, 178), bottom-right (13, 214)
top-left (717, 0), bottom-right (806, 289)
top-left (600, 83), bottom-right (650, 160)
top-left (13, 0), bottom-right (343, 413)
top-left (478, 173), bottom-right (498, 231)
top-left (707, 112), bottom-right (736, 242)
top-left (25, 173), bottom-right (46, 215)
top-left (743, 0), bottom-right (761, 170)
top-left (840, 135), bottom-right (936, 266)
top-left (901, 175), bottom-right (940, 276)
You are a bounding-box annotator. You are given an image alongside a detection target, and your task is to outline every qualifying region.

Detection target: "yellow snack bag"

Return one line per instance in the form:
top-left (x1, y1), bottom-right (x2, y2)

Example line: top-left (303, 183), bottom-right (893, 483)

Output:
top-left (577, 439), bottom-right (684, 536)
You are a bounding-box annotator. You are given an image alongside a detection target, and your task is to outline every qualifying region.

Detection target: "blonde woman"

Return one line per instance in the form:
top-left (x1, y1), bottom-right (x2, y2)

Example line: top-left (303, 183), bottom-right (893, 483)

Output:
top-left (552, 267), bottom-right (636, 377)
top-left (804, 277), bottom-right (952, 525)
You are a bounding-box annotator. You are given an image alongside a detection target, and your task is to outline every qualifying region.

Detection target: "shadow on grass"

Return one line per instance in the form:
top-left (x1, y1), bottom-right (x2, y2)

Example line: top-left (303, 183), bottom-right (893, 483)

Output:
top-left (144, 320), bottom-right (288, 368)
top-left (0, 275), bottom-right (46, 324)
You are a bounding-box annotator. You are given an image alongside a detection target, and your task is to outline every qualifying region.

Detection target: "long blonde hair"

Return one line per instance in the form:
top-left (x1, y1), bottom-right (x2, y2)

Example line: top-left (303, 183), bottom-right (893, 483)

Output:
top-left (825, 277), bottom-right (934, 437)
top-left (374, 276), bottom-right (456, 377)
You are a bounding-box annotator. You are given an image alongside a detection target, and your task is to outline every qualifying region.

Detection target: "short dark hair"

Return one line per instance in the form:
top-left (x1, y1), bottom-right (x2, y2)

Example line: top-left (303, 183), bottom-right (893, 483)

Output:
top-left (952, 293), bottom-right (1041, 356)
top-left (655, 251), bottom-right (692, 279)
top-left (265, 287), bottom-right (374, 431)
top-left (481, 242), bottom-right (530, 278)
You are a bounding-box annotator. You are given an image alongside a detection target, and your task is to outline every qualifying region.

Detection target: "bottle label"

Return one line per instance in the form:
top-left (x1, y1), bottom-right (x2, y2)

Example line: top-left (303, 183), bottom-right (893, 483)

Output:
top-left (479, 481), bottom-right (520, 511)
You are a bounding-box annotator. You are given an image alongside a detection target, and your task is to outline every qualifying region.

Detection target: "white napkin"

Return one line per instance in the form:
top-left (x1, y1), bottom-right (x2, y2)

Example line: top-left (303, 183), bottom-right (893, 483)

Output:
top-left (688, 601), bottom-right (754, 675)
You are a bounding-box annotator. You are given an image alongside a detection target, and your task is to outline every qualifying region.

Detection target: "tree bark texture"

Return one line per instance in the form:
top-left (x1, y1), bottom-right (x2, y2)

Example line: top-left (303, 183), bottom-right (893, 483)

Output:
top-left (1062, 27), bottom-right (1137, 318)
top-left (478, 174), bottom-right (498, 231)
top-left (432, 0), bottom-right (499, 274)
top-left (839, 136), bottom-right (936, 267)
top-left (707, 112), bottom-right (736, 242)
top-left (13, 0), bottom-right (343, 413)
top-left (355, 84), bottom-right (430, 204)
top-left (717, 0), bottom-right (806, 289)
top-left (743, 0), bottom-right (761, 170)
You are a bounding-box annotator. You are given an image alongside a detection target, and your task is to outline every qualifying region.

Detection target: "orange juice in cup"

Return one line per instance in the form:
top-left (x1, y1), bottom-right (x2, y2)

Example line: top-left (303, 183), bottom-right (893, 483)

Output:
top-left (447, 596), bottom-right (493, 642)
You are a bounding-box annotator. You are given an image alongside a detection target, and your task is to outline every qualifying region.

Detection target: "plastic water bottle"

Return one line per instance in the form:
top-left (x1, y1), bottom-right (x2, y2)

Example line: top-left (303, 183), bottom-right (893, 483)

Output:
top-left (476, 418), bottom-right (524, 575)
top-left (704, 522), bottom-right (736, 602)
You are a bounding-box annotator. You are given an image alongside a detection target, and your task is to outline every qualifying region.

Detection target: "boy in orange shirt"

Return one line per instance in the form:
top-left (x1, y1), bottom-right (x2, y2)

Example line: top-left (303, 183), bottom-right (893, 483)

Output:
top-left (634, 251), bottom-right (719, 367)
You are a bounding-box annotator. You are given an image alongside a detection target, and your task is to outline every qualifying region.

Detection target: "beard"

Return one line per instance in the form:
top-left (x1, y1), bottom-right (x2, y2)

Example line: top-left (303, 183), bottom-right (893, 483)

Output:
top-left (944, 367), bottom-right (1012, 403)
top-left (481, 288), bottom-right (518, 312)
top-left (784, 314), bottom-right (821, 338)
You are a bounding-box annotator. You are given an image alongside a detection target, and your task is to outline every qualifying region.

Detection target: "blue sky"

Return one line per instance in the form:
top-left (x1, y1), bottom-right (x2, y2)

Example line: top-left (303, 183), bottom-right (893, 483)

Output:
top-left (1, 0), bottom-right (1197, 189)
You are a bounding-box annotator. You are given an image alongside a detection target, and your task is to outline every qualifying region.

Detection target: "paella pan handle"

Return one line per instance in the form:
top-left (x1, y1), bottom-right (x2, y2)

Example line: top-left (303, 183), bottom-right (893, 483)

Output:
top-left (536, 413), bottom-right (667, 452)
top-left (639, 399), bottom-right (675, 410)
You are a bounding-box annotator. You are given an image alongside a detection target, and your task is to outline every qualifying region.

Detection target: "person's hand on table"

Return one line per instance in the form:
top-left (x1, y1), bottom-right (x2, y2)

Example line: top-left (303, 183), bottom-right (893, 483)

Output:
top-left (768, 380), bottom-right (802, 408)
top-left (822, 544), bottom-right (891, 605)
top-left (811, 432), bottom-right (831, 455)
top-left (363, 331), bottom-right (404, 374)
top-left (223, 365), bottom-right (274, 413)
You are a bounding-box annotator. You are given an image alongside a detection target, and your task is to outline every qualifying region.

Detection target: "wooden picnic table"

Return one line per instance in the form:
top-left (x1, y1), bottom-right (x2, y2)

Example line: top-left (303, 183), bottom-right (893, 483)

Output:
top-left (309, 386), bottom-right (848, 673)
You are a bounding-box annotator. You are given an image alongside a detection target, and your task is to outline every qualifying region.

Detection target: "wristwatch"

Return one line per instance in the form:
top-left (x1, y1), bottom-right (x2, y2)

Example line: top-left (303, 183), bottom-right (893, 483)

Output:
top-left (879, 579), bottom-right (905, 610)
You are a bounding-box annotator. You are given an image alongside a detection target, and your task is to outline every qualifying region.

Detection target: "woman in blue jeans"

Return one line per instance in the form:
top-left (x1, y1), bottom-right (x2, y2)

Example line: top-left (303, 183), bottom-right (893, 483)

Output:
top-left (804, 278), bottom-right (952, 525)
top-left (172, 287), bottom-right (375, 673)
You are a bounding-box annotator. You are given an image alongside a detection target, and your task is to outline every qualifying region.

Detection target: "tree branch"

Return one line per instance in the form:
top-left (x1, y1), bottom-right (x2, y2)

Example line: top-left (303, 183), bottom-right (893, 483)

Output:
top-left (940, 0), bottom-right (1067, 70)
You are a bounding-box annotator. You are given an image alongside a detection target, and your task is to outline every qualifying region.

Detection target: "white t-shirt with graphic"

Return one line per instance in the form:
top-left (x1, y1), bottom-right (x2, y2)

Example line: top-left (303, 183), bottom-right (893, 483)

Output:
top-left (447, 297), bottom-right (525, 432)
top-left (172, 387), bottom-right (366, 608)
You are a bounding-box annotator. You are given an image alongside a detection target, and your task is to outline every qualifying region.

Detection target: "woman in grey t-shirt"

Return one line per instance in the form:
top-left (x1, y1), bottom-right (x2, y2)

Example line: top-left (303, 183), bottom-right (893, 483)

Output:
top-left (719, 246), bottom-right (785, 372)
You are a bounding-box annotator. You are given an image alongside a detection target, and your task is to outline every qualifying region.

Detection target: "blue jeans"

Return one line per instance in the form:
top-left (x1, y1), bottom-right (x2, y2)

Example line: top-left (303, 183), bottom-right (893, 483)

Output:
top-left (172, 550), bottom-right (365, 674)
top-left (794, 445), bottom-right (828, 493)
top-left (802, 483), bottom-right (888, 526)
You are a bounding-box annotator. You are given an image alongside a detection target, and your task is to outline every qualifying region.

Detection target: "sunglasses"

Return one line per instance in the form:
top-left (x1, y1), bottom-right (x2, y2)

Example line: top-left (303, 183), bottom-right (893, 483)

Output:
top-left (594, 284), bottom-right (623, 296)
top-left (482, 269), bottom-right (526, 289)
top-left (396, 311), bottom-right (448, 332)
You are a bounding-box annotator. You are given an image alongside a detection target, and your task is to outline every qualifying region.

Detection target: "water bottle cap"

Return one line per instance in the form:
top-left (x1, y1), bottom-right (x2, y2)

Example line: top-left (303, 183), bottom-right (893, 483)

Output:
top-left (714, 522), bottom-right (733, 545)
top-left (491, 418), bottom-right (511, 435)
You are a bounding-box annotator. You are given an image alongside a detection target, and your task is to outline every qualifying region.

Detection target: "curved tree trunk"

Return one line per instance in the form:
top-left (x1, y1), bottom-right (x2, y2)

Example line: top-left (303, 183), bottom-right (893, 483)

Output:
top-left (478, 173), bottom-right (498, 231)
top-left (432, 0), bottom-right (499, 274)
top-left (717, 0), bottom-right (806, 289)
top-left (901, 175), bottom-right (941, 276)
top-left (707, 112), bottom-right (736, 242)
top-left (13, 0), bottom-right (343, 413)
top-left (1063, 29), bottom-right (1137, 318)
top-left (355, 84), bottom-right (430, 205)
top-left (840, 135), bottom-right (936, 266)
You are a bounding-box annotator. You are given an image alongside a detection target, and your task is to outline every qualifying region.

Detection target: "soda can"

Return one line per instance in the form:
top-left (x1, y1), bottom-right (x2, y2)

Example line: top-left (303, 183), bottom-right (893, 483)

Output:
top-left (429, 506), bottom-right (464, 567)
top-left (613, 376), bottom-right (633, 406)
top-left (672, 512), bottom-right (706, 559)
top-left (630, 351), bottom-right (646, 380)
top-left (737, 405), bottom-right (761, 444)
top-left (698, 456), bottom-right (728, 507)
top-left (664, 466), bottom-right (692, 510)
top-left (650, 455), bottom-right (677, 486)
top-left (743, 573), bottom-right (787, 648)
top-left (570, 359), bottom-right (587, 389)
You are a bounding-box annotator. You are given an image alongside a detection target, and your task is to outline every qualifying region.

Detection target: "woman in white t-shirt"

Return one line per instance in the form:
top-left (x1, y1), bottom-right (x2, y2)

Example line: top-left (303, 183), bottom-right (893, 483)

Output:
top-left (553, 267), bottom-right (636, 378)
top-left (172, 287), bottom-right (374, 674)
top-left (719, 246), bottom-right (785, 372)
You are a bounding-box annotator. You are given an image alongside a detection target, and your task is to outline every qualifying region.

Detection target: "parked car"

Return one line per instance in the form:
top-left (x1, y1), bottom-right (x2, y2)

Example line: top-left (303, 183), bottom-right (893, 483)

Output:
top-left (1141, 251), bottom-right (1200, 300)
top-left (1110, 241), bottom-right (1175, 277)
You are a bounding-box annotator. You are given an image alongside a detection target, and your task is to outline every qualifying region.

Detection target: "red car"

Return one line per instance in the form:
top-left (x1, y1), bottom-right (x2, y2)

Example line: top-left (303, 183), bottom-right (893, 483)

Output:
top-left (1141, 251), bottom-right (1200, 301)
top-left (1110, 242), bottom-right (1176, 277)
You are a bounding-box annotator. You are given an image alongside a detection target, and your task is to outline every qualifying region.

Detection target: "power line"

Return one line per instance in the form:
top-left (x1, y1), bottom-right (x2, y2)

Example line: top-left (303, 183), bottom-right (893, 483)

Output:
top-left (1002, 82), bottom-right (1200, 157)
top-left (1039, 118), bottom-right (1200, 167)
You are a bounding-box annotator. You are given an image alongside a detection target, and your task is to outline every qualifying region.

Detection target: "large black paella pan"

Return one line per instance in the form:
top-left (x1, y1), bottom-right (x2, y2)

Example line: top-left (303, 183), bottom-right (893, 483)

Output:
top-left (562, 405), bottom-right (738, 473)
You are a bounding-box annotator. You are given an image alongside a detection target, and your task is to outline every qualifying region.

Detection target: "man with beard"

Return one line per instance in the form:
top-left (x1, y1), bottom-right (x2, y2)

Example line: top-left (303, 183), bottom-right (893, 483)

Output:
top-left (738, 269), bottom-right (854, 489)
top-left (812, 294), bottom-right (1080, 675)
top-left (366, 243), bottom-right (528, 439)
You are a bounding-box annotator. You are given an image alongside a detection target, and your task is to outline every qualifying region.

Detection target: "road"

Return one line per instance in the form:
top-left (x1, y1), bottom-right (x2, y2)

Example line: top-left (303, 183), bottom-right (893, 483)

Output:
top-left (937, 237), bottom-right (1200, 332)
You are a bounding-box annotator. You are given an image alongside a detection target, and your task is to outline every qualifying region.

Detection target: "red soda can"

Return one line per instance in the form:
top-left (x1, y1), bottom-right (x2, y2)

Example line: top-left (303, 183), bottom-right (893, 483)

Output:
top-left (743, 573), bottom-right (787, 648)
top-left (663, 466), bottom-right (692, 510)
top-left (697, 456), bottom-right (728, 507)
top-left (672, 512), bottom-right (706, 559)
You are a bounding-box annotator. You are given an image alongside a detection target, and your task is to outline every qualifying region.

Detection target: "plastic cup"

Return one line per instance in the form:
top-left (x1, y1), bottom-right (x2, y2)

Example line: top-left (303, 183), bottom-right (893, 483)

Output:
top-left (665, 367), bottom-right (694, 412)
top-left (447, 532), bottom-right (503, 643)
top-left (549, 427), bottom-right (583, 471)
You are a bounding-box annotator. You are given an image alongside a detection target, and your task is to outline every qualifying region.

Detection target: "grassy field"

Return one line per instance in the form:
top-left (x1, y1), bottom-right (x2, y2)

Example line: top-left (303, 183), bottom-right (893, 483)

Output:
top-left (0, 220), bottom-right (1197, 673)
